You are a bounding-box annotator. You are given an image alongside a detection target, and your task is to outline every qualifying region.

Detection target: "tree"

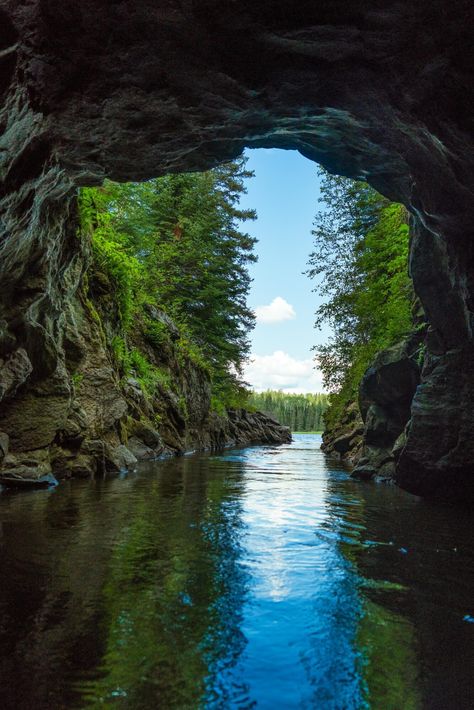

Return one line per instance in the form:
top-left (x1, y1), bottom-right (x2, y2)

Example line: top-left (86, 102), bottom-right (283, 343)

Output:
top-left (79, 157), bottom-right (257, 406)
top-left (248, 390), bottom-right (329, 431)
top-left (307, 168), bottom-right (413, 425)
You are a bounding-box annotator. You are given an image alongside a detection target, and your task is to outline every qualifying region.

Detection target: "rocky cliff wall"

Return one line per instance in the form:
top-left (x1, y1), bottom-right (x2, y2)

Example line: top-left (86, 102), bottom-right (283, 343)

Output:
top-left (1, 2), bottom-right (474, 498)
top-left (323, 332), bottom-right (425, 482)
top-left (0, 281), bottom-right (291, 482)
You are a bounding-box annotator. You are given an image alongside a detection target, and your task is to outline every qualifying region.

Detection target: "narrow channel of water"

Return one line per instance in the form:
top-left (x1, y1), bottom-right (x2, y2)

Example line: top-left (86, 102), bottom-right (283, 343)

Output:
top-left (0, 434), bottom-right (473, 709)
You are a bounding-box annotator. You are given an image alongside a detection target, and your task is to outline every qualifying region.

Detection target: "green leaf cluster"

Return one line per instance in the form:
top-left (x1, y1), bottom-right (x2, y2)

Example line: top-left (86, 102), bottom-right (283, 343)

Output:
top-left (79, 187), bottom-right (143, 329)
top-left (111, 337), bottom-right (171, 396)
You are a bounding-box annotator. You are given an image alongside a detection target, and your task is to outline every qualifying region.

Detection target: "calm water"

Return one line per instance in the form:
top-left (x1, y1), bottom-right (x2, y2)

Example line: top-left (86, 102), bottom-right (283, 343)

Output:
top-left (0, 434), bottom-right (474, 709)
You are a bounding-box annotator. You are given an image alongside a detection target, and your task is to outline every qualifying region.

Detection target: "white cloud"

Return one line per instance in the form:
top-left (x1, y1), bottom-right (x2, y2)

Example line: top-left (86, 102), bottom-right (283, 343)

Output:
top-left (243, 350), bottom-right (325, 393)
top-left (254, 296), bottom-right (296, 324)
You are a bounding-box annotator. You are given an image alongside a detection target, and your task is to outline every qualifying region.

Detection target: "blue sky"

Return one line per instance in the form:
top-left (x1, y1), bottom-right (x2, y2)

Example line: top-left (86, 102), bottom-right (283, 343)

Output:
top-left (238, 149), bottom-right (330, 393)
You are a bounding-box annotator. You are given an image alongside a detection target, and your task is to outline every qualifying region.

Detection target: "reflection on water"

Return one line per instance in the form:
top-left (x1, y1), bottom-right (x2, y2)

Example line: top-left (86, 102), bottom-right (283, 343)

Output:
top-left (0, 435), bottom-right (473, 708)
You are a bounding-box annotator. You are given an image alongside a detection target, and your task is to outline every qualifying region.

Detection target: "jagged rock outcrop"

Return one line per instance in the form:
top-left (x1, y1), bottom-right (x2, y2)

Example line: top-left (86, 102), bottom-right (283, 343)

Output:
top-left (352, 333), bottom-right (423, 482)
top-left (1, 2), bottom-right (474, 498)
top-left (209, 409), bottom-right (292, 450)
top-left (323, 332), bottom-right (424, 482)
top-left (0, 289), bottom-right (291, 483)
top-left (321, 402), bottom-right (364, 467)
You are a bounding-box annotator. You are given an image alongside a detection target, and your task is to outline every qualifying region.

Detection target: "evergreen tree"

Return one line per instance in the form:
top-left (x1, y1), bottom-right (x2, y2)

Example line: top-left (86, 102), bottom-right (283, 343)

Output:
top-left (248, 390), bottom-right (329, 431)
top-left (306, 168), bottom-right (414, 427)
top-left (79, 158), bottom-right (257, 406)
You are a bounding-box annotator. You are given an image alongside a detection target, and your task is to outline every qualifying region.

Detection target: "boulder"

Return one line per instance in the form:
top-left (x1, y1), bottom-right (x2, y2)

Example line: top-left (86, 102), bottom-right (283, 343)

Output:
top-left (129, 421), bottom-right (163, 450)
top-left (0, 349), bottom-right (32, 401)
top-left (104, 445), bottom-right (138, 473)
top-left (1, 449), bottom-right (52, 481)
top-left (51, 449), bottom-right (96, 479)
top-left (127, 437), bottom-right (156, 460)
top-left (321, 401), bottom-right (364, 466)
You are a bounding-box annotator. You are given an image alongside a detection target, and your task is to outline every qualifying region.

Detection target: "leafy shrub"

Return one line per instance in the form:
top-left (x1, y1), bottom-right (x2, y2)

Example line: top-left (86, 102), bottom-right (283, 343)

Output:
top-left (144, 320), bottom-right (170, 349)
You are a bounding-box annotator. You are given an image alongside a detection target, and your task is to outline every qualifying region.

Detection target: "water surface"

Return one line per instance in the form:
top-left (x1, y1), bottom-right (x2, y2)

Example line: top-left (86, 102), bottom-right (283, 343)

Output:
top-left (0, 434), bottom-right (473, 708)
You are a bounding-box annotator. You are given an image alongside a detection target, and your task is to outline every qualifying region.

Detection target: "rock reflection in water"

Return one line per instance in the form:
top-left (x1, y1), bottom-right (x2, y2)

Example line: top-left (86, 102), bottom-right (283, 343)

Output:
top-left (0, 435), bottom-right (473, 709)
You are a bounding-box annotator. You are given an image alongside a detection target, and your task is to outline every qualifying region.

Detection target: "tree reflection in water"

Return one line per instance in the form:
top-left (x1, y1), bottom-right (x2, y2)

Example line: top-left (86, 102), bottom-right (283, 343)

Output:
top-left (0, 437), bottom-right (473, 709)
top-left (79, 456), bottom-right (251, 708)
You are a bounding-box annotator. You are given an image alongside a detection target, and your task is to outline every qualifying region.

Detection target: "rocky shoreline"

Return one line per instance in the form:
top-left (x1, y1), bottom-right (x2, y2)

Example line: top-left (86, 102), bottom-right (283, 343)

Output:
top-left (321, 331), bottom-right (424, 485)
top-left (0, 407), bottom-right (291, 488)
top-left (0, 296), bottom-right (291, 486)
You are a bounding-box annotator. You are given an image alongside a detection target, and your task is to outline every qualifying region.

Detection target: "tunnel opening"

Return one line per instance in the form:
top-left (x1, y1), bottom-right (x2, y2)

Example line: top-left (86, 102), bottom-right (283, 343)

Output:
top-left (0, 142), bottom-right (419, 489)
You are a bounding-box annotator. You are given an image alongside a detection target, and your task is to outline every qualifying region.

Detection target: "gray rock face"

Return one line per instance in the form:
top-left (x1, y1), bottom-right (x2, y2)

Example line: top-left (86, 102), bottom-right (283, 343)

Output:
top-left (322, 333), bottom-right (424, 483)
top-left (321, 402), bottom-right (364, 467)
top-left (1, 2), bottom-right (474, 498)
top-left (352, 334), bottom-right (423, 482)
top-left (396, 346), bottom-right (474, 500)
top-left (0, 349), bottom-right (33, 401)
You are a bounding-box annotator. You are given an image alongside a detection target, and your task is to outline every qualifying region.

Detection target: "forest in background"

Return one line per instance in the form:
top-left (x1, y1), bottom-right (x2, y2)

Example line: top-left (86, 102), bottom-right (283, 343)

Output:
top-left (248, 391), bottom-right (328, 432)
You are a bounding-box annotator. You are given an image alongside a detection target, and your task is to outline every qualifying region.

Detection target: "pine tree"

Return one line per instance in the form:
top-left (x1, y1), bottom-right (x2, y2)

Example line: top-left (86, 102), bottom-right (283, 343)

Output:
top-left (79, 158), bottom-right (257, 406)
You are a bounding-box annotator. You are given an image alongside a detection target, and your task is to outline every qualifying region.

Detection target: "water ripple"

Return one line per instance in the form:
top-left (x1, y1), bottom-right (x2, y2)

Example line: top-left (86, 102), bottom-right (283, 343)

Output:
top-left (0, 434), bottom-right (473, 708)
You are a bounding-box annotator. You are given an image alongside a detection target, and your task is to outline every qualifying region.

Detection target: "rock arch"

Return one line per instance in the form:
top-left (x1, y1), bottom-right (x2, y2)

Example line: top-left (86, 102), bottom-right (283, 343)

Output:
top-left (1, 0), bottom-right (474, 498)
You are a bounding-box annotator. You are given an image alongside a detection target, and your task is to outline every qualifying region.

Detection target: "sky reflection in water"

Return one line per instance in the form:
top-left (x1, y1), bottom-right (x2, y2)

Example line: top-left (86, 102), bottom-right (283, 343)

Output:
top-left (0, 435), bottom-right (473, 708)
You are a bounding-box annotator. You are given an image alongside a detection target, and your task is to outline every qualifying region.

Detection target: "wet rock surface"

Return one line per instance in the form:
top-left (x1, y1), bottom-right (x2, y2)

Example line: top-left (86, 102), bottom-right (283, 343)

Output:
top-left (322, 332), bottom-right (424, 484)
top-left (0, 276), bottom-right (291, 483)
top-left (1, 2), bottom-right (474, 498)
top-left (353, 333), bottom-right (423, 483)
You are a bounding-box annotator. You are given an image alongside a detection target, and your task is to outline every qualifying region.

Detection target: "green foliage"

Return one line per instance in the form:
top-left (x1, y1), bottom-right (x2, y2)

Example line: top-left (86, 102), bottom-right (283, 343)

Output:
top-left (248, 390), bottom-right (329, 432)
top-left (307, 169), bottom-right (413, 425)
top-left (144, 320), bottom-right (170, 349)
top-left (79, 188), bottom-right (143, 329)
top-left (176, 336), bottom-right (212, 376)
top-left (210, 395), bottom-right (227, 416)
top-left (111, 336), bottom-right (129, 372)
top-left (78, 158), bottom-right (257, 407)
top-left (111, 337), bottom-right (170, 396)
top-left (178, 395), bottom-right (189, 422)
top-left (129, 350), bottom-right (171, 394)
top-left (213, 379), bottom-right (250, 411)
top-left (71, 372), bottom-right (84, 389)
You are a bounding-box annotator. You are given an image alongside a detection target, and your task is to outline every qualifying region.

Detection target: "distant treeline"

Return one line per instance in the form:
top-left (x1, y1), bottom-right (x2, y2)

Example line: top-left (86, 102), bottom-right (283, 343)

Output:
top-left (248, 390), bottom-right (329, 432)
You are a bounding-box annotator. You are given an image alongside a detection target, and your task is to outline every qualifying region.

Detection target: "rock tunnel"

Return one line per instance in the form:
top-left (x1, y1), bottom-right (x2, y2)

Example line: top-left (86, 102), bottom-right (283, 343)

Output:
top-left (1, 0), bottom-right (474, 499)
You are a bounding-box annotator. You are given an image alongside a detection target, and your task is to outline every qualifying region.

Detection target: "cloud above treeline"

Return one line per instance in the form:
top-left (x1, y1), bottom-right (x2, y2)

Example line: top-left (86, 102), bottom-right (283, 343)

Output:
top-left (254, 296), bottom-right (296, 324)
top-left (243, 350), bottom-right (325, 393)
